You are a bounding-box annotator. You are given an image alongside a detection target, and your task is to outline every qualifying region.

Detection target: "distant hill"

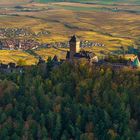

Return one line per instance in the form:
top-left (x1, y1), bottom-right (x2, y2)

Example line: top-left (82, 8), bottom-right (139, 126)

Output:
top-left (34, 0), bottom-right (140, 5)
top-left (0, 0), bottom-right (139, 5)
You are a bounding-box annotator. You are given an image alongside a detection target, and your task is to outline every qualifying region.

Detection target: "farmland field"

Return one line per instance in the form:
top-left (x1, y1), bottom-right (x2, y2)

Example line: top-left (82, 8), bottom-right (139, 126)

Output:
top-left (0, 0), bottom-right (140, 64)
top-left (0, 50), bottom-right (37, 65)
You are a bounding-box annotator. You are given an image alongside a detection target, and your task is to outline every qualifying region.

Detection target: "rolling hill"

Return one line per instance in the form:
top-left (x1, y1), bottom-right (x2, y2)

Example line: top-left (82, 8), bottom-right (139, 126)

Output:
top-left (34, 0), bottom-right (140, 5)
top-left (0, 0), bottom-right (139, 6)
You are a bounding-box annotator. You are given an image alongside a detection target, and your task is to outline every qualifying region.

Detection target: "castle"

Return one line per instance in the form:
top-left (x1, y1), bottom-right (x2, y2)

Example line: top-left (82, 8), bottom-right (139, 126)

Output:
top-left (66, 35), bottom-right (98, 63)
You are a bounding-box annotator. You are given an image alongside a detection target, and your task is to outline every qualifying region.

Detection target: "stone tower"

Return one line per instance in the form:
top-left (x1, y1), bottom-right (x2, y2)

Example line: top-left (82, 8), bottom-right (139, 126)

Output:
top-left (69, 35), bottom-right (80, 59)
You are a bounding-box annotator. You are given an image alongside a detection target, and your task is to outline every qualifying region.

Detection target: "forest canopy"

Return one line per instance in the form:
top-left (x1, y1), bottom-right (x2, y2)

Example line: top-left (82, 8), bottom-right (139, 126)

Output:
top-left (0, 60), bottom-right (140, 140)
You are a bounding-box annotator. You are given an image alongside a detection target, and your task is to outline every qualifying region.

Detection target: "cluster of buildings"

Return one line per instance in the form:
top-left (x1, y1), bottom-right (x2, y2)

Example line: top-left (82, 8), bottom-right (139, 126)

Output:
top-left (66, 35), bottom-right (98, 63)
top-left (0, 28), bottom-right (32, 38)
top-left (0, 27), bottom-right (104, 51)
top-left (0, 39), bottom-right (39, 50)
top-left (42, 40), bottom-right (103, 49)
top-left (52, 35), bottom-right (140, 69)
top-left (0, 28), bottom-right (49, 39)
top-left (38, 35), bottom-right (99, 68)
top-left (81, 40), bottom-right (104, 48)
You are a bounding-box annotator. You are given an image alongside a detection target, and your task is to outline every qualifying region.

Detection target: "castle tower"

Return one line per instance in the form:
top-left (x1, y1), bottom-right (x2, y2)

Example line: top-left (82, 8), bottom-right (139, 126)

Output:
top-left (69, 35), bottom-right (80, 59)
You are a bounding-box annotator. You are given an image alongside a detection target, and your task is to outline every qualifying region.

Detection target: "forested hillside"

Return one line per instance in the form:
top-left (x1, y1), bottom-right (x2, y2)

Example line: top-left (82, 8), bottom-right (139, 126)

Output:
top-left (0, 59), bottom-right (140, 139)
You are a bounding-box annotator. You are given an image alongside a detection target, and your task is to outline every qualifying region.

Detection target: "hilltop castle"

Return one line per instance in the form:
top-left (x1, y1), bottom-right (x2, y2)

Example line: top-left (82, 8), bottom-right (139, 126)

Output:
top-left (66, 35), bottom-right (98, 63)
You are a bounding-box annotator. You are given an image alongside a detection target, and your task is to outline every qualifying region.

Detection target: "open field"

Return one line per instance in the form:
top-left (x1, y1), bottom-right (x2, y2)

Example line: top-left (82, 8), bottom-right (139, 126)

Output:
top-left (0, 50), bottom-right (37, 65)
top-left (35, 47), bottom-right (68, 61)
top-left (0, 1), bottom-right (139, 64)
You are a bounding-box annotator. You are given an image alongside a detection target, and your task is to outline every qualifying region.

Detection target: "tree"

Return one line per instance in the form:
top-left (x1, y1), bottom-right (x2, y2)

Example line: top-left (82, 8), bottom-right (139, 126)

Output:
top-left (53, 114), bottom-right (62, 140)
top-left (11, 133), bottom-right (20, 140)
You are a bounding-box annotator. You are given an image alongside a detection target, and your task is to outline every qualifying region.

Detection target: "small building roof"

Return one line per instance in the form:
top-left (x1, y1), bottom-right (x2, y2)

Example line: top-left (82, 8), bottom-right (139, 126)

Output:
top-left (69, 35), bottom-right (80, 42)
top-left (132, 57), bottom-right (140, 67)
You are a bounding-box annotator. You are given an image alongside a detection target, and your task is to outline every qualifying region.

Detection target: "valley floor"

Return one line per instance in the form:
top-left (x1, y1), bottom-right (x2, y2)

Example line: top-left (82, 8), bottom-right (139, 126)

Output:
top-left (0, 1), bottom-right (139, 64)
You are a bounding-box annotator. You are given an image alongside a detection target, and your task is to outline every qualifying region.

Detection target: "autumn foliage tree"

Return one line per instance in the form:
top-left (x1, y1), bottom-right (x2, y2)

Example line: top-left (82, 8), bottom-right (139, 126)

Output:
top-left (0, 60), bottom-right (140, 139)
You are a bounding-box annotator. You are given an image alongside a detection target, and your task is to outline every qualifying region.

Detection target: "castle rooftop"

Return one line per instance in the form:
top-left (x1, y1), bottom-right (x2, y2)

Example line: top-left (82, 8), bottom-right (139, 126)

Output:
top-left (69, 35), bottom-right (80, 42)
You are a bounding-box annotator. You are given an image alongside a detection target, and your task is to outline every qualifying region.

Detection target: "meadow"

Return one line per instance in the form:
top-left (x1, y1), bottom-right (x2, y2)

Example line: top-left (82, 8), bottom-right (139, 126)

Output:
top-left (0, 1), bottom-right (140, 64)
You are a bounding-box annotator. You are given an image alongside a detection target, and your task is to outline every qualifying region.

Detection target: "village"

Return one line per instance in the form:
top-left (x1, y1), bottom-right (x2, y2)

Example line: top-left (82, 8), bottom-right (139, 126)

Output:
top-left (0, 39), bottom-right (39, 50)
top-left (0, 35), bottom-right (140, 74)
top-left (0, 28), bottom-right (49, 38)
top-left (0, 27), bottom-right (105, 50)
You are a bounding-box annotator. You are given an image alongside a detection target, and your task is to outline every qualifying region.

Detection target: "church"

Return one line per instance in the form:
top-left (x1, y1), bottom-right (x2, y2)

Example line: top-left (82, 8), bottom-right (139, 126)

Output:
top-left (66, 35), bottom-right (98, 63)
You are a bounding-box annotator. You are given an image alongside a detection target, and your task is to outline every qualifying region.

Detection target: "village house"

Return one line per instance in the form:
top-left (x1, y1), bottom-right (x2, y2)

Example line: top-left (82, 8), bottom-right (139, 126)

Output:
top-left (66, 35), bottom-right (98, 63)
